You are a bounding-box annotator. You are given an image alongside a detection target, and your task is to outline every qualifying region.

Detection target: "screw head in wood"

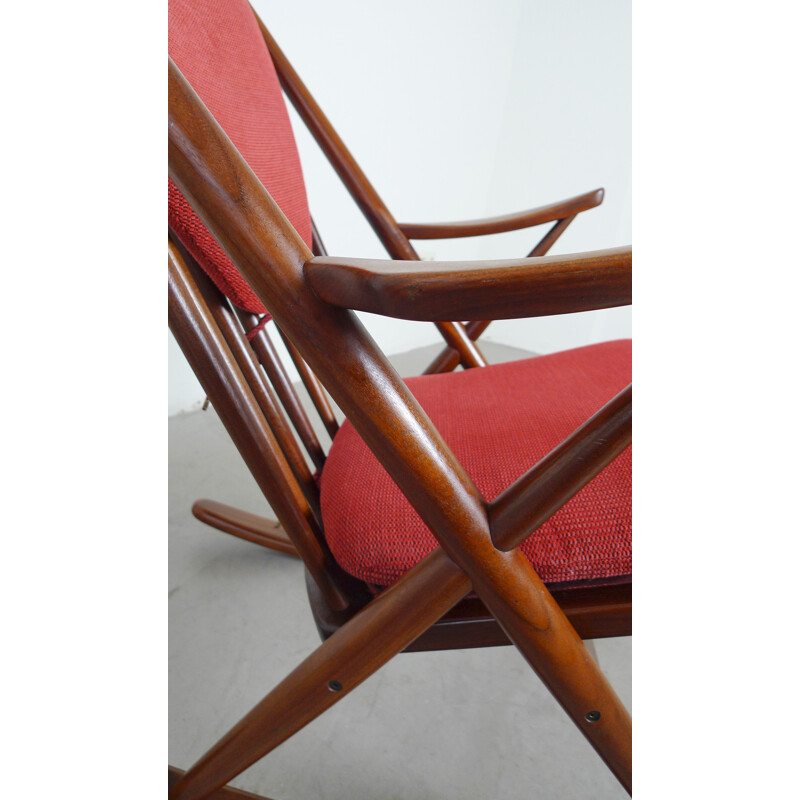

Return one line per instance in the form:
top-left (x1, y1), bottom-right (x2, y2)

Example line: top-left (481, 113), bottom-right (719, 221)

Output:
top-left (585, 710), bottom-right (601, 723)
top-left (328, 680), bottom-right (343, 692)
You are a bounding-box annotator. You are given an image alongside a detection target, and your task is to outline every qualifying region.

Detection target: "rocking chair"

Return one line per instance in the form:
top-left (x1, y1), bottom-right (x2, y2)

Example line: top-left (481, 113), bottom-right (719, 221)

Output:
top-left (168, 0), bottom-right (632, 796)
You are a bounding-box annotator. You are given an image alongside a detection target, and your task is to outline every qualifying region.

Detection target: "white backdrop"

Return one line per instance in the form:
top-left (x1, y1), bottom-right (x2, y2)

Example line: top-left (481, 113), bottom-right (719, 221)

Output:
top-left (169, 0), bottom-right (631, 414)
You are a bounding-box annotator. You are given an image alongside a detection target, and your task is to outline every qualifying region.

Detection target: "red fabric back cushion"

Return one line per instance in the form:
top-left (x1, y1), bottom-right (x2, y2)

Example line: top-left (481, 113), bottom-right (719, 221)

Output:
top-left (320, 341), bottom-right (632, 587)
top-left (168, 0), bottom-right (311, 315)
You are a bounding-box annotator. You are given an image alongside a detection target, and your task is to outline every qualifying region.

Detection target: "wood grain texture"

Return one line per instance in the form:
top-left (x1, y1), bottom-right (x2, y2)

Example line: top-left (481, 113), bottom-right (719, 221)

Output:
top-left (398, 188), bottom-right (603, 239)
top-left (413, 580), bottom-right (632, 649)
top-left (169, 52), bottom-right (631, 795)
top-left (309, 579), bottom-right (632, 650)
top-left (305, 246), bottom-right (632, 321)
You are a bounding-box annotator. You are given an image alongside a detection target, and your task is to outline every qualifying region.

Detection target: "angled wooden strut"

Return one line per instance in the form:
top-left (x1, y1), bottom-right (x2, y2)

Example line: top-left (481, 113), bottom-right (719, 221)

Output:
top-left (168, 55), bottom-right (632, 800)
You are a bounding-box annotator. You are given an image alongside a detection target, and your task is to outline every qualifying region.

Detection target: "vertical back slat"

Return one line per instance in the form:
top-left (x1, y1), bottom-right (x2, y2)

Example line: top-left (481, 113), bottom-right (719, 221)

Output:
top-left (276, 328), bottom-right (340, 441)
top-left (168, 239), bottom-right (367, 613)
top-left (178, 250), bottom-right (323, 521)
top-left (237, 310), bottom-right (328, 469)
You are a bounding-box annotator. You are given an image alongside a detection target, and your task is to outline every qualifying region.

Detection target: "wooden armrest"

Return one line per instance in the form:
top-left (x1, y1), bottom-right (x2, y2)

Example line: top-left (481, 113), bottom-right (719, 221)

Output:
top-left (397, 188), bottom-right (604, 240)
top-left (305, 246), bottom-right (631, 321)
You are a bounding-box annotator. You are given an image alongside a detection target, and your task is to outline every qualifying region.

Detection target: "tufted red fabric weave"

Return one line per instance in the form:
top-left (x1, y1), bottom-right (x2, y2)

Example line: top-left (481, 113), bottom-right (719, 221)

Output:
top-left (320, 340), bottom-right (632, 588)
top-left (168, 0), bottom-right (312, 315)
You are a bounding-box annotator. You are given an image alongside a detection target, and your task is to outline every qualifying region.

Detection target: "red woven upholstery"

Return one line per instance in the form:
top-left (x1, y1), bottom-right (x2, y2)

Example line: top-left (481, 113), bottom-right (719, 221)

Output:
top-left (320, 340), bottom-right (632, 588)
top-left (168, 0), bottom-right (311, 315)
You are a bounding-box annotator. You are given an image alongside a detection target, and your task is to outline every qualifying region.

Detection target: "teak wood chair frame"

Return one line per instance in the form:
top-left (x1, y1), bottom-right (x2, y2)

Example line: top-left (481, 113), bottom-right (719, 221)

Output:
top-left (168, 13), bottom-right (632, 799)
top-left (187, 9), bottom-right (613, 564)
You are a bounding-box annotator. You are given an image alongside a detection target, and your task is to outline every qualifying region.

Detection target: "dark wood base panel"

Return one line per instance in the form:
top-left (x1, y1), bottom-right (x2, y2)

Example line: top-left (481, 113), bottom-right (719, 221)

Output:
top-left (309, 574), bottom-right (631, 651)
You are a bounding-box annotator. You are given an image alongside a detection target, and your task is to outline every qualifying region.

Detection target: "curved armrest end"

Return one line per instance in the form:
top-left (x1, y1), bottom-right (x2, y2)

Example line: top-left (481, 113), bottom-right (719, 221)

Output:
top-left (305, 246), bottom-right (631, 321)
top-left (398, 188), bottom-right (605, 240)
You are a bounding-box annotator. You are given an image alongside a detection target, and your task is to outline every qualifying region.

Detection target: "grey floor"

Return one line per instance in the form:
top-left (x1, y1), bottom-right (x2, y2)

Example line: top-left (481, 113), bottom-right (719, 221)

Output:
top-left (169, 342), bottom-right (631, 799)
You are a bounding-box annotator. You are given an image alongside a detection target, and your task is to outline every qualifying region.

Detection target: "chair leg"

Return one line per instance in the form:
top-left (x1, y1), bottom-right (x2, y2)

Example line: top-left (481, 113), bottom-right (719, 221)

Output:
top-left (169, 550), bottom-right (471, 800)
top-left (191, 499), bottom-right (300, 557)
top-left (468, 554), bottom-right (633, 794)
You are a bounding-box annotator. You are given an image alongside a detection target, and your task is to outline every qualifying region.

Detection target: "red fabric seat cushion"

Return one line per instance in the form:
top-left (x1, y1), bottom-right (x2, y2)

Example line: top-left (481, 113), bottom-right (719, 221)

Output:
top-left (320, 340), bottom-right (632, 587)
top-left (168, 0), bottom-right (311, 315)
